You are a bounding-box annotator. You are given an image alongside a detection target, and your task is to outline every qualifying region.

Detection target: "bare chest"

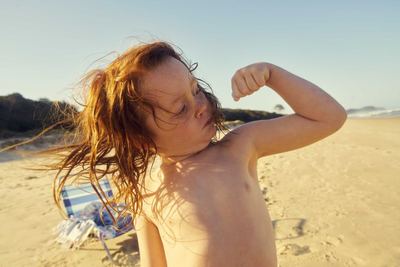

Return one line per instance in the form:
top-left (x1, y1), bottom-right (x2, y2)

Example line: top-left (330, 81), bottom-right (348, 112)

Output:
top-left (141, 152), bottom-right (276, 267)
top-left (143, 157), bottom-right (268, 243)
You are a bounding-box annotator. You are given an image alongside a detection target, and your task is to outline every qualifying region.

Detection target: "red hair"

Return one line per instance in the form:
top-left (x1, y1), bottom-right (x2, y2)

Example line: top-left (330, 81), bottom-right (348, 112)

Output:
top-left (2, 41), bottom-right (227, 225)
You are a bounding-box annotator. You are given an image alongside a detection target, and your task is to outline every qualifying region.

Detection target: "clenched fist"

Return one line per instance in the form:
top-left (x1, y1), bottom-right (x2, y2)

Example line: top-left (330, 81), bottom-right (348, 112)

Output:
top-left (231, 62), bottom-right (271, 101)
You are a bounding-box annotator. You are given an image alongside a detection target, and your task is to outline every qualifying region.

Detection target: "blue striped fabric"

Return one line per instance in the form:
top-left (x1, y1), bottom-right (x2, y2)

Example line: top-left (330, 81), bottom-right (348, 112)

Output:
top-left (59, 176), bottom-right (134, 245)
top-left (61, 179), bottom-right (114, 218)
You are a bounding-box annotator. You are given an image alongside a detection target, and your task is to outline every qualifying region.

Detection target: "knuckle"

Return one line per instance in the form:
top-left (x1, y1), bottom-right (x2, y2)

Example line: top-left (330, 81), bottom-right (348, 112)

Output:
top-left (237, 68), bottom-right (245, 75)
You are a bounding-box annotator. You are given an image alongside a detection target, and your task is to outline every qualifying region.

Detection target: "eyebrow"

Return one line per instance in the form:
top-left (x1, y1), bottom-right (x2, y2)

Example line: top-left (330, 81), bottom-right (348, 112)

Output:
top-left (170, 76), bottom-right (197, 106)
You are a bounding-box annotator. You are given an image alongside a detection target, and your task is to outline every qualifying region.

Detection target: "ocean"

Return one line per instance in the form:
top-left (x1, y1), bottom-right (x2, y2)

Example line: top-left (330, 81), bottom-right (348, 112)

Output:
top-left (347, 107), bottom-right (400, 118)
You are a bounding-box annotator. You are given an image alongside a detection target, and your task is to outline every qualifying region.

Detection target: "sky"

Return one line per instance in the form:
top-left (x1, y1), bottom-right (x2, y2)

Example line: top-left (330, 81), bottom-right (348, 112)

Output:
top-left (0, 0), bottom-right (399, 113)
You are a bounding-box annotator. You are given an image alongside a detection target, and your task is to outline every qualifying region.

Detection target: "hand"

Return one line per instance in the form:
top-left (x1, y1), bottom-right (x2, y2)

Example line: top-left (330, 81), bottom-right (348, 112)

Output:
top-left (231, 62), bottom-right (271, 101)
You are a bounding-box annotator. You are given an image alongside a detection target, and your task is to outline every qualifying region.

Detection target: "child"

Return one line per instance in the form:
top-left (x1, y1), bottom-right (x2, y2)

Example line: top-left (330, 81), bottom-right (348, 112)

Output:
top-left (4, 40), bottom-right (347, 266)
top-left (128, 42), bottom-right (346, 267)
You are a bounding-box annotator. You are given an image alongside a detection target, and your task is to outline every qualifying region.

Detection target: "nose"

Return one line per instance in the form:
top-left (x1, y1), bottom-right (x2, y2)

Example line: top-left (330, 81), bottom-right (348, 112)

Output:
top-left (195, 94), bottom-right (207, 119)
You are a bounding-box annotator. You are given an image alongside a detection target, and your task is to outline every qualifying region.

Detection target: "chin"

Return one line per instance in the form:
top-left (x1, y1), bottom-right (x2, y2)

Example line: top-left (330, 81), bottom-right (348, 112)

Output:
top-left (198, 123), bottom-right (216, 144)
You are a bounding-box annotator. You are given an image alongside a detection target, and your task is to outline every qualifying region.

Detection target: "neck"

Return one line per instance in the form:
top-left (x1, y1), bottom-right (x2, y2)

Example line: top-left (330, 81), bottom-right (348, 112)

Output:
top-left (160, 151), bottom-right (199, 167)
top-left (159, 142), bottom-right (213, 168)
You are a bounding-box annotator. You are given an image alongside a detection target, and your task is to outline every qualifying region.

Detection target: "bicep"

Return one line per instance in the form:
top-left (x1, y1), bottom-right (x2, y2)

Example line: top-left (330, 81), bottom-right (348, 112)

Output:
top-left (225, 113), bottom-right (346, 159)
top-left (134, 215), bottom-right (167, 267)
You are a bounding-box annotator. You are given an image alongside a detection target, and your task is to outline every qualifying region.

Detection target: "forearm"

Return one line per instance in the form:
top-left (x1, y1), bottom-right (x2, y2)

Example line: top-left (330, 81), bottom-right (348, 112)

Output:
top-left (265, 63), bottom-right (347, 124)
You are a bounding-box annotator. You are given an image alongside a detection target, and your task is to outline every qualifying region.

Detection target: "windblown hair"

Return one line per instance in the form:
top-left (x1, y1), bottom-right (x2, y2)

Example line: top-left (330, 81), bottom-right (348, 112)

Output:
top-left (0, 41), bottom-right (227, 226)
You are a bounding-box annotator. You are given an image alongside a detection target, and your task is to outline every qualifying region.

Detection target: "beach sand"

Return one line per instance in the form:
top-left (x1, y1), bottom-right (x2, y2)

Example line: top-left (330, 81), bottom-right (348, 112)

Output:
top-left (0, 118), bottom-right (399, 266)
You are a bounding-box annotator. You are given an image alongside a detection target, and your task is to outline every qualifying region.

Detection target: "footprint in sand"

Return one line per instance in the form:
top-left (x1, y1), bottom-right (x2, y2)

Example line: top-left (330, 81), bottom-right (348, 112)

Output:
top-left (25, 176), bottom-right (39, 180)
top-left (321, 235), bottom-right (344, 246)
top-left (273, 218), bottom-right (307, 240)
top-left (10, 183), bottom-right (24, 189)
top-left (279, 243), bottom-right (311, 256)
top-left (324, 251), bottom-right (339, 262)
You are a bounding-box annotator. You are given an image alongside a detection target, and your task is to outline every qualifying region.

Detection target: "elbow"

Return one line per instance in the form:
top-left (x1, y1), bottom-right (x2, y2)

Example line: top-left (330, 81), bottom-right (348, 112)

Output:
top-left (341, 111), bottom-right (348, 125)
top-left (329, 108), bottom-right (347, 131)
top-left (321, 106), bottom-right (347, 132)
top-left (336, 107), bottom-right (348, 128)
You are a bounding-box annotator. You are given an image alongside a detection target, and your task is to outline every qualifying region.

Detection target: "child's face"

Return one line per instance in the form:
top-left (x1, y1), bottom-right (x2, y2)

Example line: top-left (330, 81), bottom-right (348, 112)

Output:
top-left (141, 57), bottom-right (217, 159)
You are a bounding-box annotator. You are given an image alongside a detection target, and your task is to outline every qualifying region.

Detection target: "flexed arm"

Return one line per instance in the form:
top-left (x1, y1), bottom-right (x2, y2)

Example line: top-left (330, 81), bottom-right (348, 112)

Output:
top-left (231, 62), bottom-right (347, 124)
top-left (227, 62), bottom-right (347, 159)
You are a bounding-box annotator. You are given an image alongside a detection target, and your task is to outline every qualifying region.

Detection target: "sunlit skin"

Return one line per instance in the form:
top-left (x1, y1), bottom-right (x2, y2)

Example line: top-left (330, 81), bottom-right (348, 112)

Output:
top-left (136, 57), bottom-right (278, 267)
top-left (135, 56), bottom-right (346, 267)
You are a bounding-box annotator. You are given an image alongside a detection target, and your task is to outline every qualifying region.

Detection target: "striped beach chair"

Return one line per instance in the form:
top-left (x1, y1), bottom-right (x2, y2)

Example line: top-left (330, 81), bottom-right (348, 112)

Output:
top-left (56, 177), bottom-right (134, 263)
top-left (61, 179), bottom-right (114, 219)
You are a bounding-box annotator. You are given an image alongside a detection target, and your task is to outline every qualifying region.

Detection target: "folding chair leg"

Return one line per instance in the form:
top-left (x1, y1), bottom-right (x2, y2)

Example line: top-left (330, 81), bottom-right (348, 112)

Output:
top-left (98, 232), bottom-right (115, 264)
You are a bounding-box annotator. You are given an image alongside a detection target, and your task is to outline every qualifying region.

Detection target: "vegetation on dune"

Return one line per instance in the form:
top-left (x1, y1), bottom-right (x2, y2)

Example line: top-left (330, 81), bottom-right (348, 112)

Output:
top-left (0, 93), bottom-right (76, 139)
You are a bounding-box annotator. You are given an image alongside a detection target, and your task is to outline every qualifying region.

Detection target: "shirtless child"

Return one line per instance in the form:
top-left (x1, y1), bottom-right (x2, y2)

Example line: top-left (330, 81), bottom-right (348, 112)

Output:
top-left (133, 43), bottom-right (346, 267)
top-left (9, 41), bottom-right (346, 266)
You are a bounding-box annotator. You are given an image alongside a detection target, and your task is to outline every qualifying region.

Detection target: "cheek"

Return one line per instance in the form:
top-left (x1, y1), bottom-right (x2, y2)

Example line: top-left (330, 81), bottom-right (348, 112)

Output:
top-left (150, 116), bottom-right (203, 143)
top-left (173, 120), bottom-right (199, 138)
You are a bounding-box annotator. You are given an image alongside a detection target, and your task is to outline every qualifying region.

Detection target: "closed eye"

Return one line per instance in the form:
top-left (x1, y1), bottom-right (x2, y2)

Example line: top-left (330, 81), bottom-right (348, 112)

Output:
top-left (175, 83), bottom-right (201, 117)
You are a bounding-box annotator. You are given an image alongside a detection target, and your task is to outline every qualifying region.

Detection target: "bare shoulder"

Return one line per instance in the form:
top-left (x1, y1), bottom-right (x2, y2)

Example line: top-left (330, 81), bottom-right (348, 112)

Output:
top-left (135, 162), bottom-right (168, 266)
top-left (134, 213), bottom-right (167, 267)
top-left (220, 113), bottom-right (346, 160)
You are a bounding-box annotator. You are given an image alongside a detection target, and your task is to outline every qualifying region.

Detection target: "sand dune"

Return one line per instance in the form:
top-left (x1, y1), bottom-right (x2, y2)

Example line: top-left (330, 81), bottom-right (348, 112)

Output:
top-left (0, 118), bottom-right (399, 266)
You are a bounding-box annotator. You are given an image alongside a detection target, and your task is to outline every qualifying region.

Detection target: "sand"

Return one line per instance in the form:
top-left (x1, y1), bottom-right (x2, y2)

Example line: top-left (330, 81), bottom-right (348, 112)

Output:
top-left (0, 118), bottom-right (399, 267)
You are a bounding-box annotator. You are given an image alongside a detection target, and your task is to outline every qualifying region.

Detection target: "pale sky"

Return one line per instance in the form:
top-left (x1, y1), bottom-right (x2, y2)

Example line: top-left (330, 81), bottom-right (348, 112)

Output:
top-left (0, 0), bottom-right (399, 113)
